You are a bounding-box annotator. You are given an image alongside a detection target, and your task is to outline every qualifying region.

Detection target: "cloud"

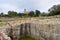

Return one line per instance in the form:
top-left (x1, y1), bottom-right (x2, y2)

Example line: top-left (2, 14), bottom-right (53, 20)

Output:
top-left (17, 0), bottom-right (60, 12)
top-left (0, 3), bottom-right (20, 14)
top-left (0, 0), bottom-right (60, 13)
top-left (0, 0), bottom-right (24, 13)
top-left (26, 0), bottom-right (60, 12)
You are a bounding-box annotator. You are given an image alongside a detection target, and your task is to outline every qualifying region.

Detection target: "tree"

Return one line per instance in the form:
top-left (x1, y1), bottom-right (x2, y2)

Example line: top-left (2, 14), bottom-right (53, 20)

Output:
top-left (0, 12), bottom-right (4, 17)
top-left (35, 10), bottom-right (40, 17)
top-left (28, 11), bottom-right (35, 17)
top-left (17, 13), bottom-right (23, 17)
top-left (48, 4), bottom-right (60, 15)
top-left (8, 11), bottom-right (17, 17)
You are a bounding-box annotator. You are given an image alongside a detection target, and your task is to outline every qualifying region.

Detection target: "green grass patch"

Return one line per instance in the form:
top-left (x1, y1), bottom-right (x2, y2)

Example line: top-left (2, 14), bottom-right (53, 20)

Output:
top-left (0, 21), bottom-right (4, 26)
top-left (19, 36), bottom-right (36, 40)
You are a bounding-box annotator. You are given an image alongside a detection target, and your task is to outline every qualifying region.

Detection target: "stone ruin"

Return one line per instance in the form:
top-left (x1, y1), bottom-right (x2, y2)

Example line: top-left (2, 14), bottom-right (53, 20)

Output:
top-left (1, 18), bottom-right (60, 40)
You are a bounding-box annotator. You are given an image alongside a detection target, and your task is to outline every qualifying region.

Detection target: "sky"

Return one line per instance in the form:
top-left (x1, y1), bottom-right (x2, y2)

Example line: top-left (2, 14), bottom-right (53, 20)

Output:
top-left (0, 0), bottom-right (60, 14)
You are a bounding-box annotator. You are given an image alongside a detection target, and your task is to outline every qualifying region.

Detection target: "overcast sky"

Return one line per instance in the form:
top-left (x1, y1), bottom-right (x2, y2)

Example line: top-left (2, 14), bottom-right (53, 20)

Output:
top-left (0, 0), bottom-right (60, 14)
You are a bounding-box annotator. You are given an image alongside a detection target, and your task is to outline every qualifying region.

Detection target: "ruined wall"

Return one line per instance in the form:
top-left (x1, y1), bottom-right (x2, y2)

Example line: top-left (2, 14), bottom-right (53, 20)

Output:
top-left (12, 22), bottom-right (60, 40)
top-left (1, 18), bottom-right (60, 40)
top-left (30, 23), bottom-right (60, 40)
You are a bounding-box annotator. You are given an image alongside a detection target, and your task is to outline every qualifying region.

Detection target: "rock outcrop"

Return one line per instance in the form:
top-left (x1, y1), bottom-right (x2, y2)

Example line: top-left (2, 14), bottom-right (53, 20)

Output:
top-left (0, 18), bottom-right (60, 40)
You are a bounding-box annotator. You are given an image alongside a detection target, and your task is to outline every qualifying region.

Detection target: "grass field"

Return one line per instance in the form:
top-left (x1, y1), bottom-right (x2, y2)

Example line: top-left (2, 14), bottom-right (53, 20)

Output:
top-left (19, 36), bottom-right (36, 40)
top-left (0, 21), bottom-right (5, 26)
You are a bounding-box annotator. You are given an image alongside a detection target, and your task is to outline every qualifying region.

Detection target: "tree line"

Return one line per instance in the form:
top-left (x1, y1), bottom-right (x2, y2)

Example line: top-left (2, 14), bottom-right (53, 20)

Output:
top-left (0, 10), bottom-right (41, 17)
top-left (0, 4), bottom-right (60, 17)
